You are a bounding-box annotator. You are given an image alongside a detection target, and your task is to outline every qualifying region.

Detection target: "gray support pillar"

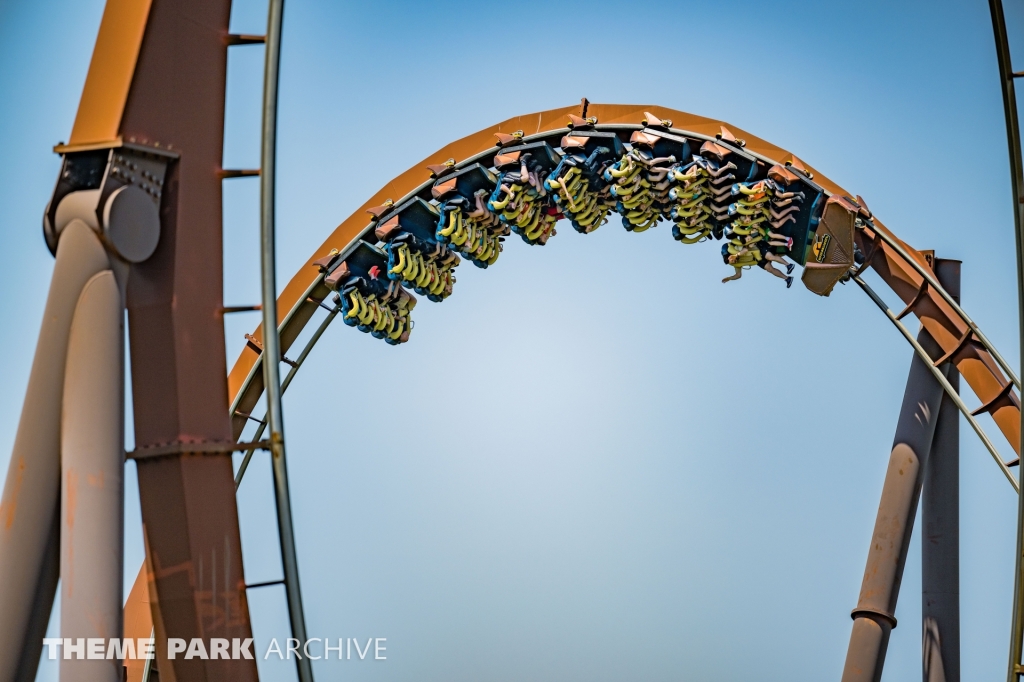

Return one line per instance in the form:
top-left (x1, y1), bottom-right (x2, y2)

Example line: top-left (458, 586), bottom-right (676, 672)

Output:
top-left (923, 259), bottom-right (961, 682)
top-left (842, 325), bottom-right (949, 682)
top-left (60, 269), bottom-right (124, 682)
top-left (0, 221), bottom-right (111, 682)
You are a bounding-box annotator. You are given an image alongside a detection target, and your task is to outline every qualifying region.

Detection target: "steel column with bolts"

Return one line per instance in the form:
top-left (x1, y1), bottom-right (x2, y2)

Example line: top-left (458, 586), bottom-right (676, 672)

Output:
top-left (60, 269), bottom-right (125, 682)
top-left (0, 221), bottom-right (112, 682)
top-left (922, 259), bottom-right (961, 682)
top-left (61, 0), bottom-right (261, 679)
top-left (842, 320), bottom-right (949, 682)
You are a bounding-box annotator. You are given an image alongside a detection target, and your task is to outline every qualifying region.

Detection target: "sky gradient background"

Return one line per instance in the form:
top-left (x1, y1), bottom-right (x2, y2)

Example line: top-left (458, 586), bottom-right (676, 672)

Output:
top-left (1, 0), bottom-right (1024, 680)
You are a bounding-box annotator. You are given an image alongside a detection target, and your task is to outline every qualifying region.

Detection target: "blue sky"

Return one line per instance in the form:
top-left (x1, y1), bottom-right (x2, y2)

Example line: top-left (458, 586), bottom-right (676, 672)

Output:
top-left (2, 0), bottom-right (1024, 680)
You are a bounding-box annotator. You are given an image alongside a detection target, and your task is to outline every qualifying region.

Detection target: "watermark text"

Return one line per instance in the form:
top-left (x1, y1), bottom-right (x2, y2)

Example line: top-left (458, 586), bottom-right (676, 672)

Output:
top-left (42, 637), bottom-right (386, 661)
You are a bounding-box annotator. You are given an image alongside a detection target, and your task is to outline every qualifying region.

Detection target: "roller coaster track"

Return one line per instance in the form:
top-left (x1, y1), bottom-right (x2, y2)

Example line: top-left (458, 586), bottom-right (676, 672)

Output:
top-left (193, 103), bottom-right (1024, 682)
top-left (34, 3), bottom-right (1019, 681)
top-left (2, 0), bottom-right (1019, 680)
top-left (225, 104), bottom-right (1022, 489)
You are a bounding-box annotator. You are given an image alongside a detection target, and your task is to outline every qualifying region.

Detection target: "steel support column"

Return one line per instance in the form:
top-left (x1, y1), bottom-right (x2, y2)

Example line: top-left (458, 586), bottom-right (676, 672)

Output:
top-left (64, 0), bottom-right (261, 679)
top-left (0, 221), bottom-right (112, 682)
top-left (842, 323), bottom-right (949, 682)
top-left (60, 269), bottom-right (124, 682)
top-left (922, 259), bottom-right (961, 682)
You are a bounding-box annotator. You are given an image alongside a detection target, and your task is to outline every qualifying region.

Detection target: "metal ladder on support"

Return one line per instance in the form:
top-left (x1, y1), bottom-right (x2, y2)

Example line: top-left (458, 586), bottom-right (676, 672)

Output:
top-left (986, 0), bottom-right (1024, 679)
top-left (142, 2), bottom-right (313, 681)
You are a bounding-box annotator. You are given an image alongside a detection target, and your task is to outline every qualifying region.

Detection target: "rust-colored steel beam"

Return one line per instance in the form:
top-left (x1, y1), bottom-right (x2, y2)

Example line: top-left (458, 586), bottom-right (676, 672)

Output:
top-left (857, 225), bottom-right (1020, 454)
top-left (73, 0), bottom-right (258, 679)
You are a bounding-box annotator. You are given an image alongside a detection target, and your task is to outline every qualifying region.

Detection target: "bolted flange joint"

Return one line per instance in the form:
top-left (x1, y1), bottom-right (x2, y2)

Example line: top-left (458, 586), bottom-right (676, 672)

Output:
top-left (43, 141), bottom-right (177, 263)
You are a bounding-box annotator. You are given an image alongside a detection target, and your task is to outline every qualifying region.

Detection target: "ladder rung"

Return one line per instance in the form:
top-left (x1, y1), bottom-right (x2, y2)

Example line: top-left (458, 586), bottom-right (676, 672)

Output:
top-left (228, 34), bottom-right (266, 45)
top-left (220, 169), bottom-right (260, 179)
top-left (246, 579), bottom-right (284, 589)
top-left (1013, 71), bottom-right (1024, 79)
top-left (1008, 457), bottom-right (1020, 467)
top-left (224, 304), bottom-right (261, 313)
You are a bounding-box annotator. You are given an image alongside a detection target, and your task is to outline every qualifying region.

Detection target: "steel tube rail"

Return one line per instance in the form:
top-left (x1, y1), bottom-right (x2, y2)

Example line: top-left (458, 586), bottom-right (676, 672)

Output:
top-left (854, 275), bottom-right (1018, 492)
top-left (260, 1), bottom-right (313, 681)
top-left (235, 304), bottom-right (340, 488)
top-left (989, 0), bottom-right (1024, 677)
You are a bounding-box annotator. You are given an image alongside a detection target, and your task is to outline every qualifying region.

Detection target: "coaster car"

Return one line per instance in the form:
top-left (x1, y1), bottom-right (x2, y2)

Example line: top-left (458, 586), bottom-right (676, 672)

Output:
top-left (800, 195), bottom-right (868, 296)
top-left (325, 242), bottom-right (416, 345)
